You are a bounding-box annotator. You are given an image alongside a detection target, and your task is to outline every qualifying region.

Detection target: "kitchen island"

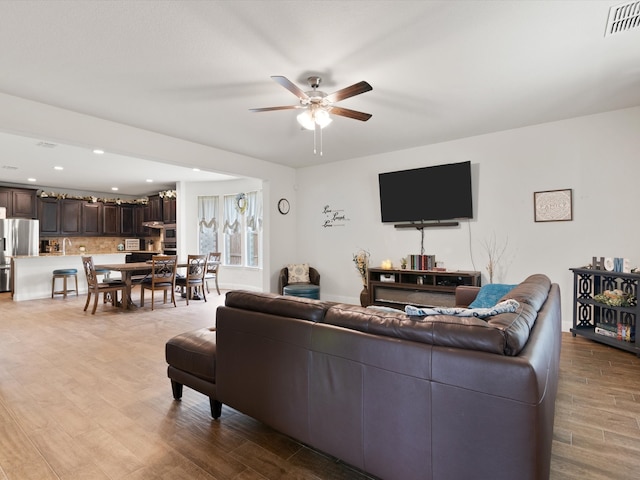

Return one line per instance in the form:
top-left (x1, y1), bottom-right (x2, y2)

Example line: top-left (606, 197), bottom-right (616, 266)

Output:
top-left (12, 253), bottom-right (127, 301)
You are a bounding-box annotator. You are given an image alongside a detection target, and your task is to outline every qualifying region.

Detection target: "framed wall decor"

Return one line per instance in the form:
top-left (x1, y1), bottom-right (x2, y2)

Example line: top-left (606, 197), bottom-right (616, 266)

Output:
top-left (534, 189), bottom-right (573, 222)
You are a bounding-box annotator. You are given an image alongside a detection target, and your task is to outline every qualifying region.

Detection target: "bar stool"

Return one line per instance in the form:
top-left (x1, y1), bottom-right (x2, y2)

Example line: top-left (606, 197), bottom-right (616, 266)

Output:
top-left (51, 268), bottom-right (78, 298)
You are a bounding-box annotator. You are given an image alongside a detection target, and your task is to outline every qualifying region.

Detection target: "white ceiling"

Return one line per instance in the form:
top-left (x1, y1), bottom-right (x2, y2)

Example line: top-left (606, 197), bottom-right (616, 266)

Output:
top-left (0, 0), bottom-right (639, 196)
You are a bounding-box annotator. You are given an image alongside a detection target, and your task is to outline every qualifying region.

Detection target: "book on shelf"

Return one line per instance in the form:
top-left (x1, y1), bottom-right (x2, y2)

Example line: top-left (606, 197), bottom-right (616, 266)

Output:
top-left (595, 326), bottom-right (617, 338)
top-left (409, 254), bottom-right (436, 271)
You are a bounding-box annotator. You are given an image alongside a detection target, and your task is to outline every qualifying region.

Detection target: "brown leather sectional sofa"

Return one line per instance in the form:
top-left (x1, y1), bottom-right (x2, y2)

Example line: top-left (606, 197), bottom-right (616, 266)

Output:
top-left (209, 274), bottom-right (560, 480)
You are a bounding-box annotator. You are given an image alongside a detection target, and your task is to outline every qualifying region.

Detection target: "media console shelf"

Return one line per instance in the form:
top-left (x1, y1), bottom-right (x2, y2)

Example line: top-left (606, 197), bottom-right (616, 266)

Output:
top-left (570, 267), bottom-right (640, 356)
top-left (367, 268), bottom-right (481, 308)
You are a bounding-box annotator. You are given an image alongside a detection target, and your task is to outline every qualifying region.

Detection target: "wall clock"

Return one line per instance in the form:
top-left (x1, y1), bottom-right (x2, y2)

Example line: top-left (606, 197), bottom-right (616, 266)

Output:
top-left (278, 198), bottom-right (290, 215)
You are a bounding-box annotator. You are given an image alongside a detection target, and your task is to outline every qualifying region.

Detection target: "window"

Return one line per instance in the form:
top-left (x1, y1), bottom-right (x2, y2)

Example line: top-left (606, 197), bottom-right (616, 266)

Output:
top-left (223, 194), bottom-right (242, 265)
top-left (197, 196), bottom-right (219, 255)
top-left (245, 191), bottom-right (263, 267)
top-left (221, 191), bottom-right (263, 267)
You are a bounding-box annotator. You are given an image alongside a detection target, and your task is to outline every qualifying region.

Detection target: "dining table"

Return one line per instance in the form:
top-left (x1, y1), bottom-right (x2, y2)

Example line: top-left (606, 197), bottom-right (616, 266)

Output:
top-left (94, 261), bottom-right (154, 309)
top-left (95, 259), bottom-right (219, 309)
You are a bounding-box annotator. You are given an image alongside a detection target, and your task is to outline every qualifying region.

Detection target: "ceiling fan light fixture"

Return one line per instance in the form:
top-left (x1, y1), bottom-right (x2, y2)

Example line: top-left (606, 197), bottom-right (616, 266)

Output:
top-left (296, 108), bottom-right (332, 130)
top-left (315, 109), bottom-right (332, 128)
top-left (296, 110), bottom-right (316, 130)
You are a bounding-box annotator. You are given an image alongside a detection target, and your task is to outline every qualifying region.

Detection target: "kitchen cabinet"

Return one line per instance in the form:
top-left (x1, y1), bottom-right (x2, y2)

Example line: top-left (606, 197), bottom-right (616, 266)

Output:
top-left (0, 187), bottom-right (37, 219)
top-left (82, 202), bottom-right (102, 235)
top-left (146, 195), bottom-right (162, 222)
top-left (120, 205), bottom-right (135, 236)
top-left (163, 198), bottom-right (176, 223)
top-left (38, 198), bottom-right (60, 234)
top-left (103, 204), bottom-right (120, 236)
top-left (60, 199), bottom-right (82, 235)
top-left (134, 206), bottom-right (148, 235)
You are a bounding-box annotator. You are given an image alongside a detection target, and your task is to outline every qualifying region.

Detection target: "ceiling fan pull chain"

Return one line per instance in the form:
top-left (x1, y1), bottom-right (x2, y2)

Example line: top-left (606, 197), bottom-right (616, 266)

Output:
top-left (313, 123), bottom-right (317, 155)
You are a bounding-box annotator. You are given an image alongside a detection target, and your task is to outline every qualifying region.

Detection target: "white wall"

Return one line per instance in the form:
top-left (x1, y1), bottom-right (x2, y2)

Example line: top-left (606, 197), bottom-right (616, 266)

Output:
top-left (295, 106), bottom-right (640, 331)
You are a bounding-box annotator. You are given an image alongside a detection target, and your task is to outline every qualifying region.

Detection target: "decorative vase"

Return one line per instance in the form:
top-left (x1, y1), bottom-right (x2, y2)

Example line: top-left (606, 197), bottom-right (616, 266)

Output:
top-left (360, 286), bottom-right (370, 307)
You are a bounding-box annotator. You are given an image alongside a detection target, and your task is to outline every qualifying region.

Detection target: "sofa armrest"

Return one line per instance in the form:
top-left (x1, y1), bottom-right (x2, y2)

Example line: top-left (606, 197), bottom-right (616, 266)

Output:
top-left (455, 285), bottom-right (480, 307)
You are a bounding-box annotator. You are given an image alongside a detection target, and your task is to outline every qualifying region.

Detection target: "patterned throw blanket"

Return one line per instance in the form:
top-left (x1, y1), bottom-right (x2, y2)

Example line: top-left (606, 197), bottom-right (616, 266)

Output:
top-left (404, 299), bottom-right (520, 319)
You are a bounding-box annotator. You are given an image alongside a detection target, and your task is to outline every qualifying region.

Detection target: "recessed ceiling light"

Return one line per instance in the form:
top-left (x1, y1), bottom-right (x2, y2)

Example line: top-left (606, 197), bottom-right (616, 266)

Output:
top-left (111, 187), bottom-right (119, 191)
top-left (93, 149), bottom-right (105, 154)
top-left (54, 166), bottom-right (64, 170)
top-left (27, 178), bottom-right (36, 182)
top-left (146, 179), bottom-right (153, 183)
top-left (193, 168), bottom-right (200, 172)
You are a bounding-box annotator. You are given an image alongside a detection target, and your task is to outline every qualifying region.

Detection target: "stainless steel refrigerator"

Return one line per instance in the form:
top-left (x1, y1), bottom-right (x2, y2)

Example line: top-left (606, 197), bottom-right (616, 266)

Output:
top-left (0, 218), bottom-right (39, 292)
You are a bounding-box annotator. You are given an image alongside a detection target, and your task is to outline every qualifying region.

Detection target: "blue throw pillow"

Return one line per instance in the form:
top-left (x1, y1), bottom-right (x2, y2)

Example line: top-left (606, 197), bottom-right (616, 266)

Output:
top-left (468, 284), bottom-right (517, 309)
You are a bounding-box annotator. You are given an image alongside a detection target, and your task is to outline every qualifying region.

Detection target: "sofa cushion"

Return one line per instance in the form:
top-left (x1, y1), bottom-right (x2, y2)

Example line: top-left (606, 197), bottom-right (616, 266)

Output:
top-left (165, 327), bottom-right (217, 382)
top-left (506, 274), bottom-right (551, 311)
top-left (288, 263), bottom-right (310, 283)
top-left (225, 290), bottom-right (329, 323)
top-left (325, 304), bottom-right (510, 355)
top-left (324, 274), bottom-right (552, 356)
top-left (468, 283), bottom-right (517, 308)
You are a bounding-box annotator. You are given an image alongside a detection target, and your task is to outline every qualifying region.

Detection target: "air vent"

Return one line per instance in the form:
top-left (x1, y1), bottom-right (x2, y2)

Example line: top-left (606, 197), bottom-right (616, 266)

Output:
top-left (2, 165), bottom-right (18, 170)
top-left (606, 1), bottom-right (640, 36)
top-left (36, 141), bottom-right (58, 148)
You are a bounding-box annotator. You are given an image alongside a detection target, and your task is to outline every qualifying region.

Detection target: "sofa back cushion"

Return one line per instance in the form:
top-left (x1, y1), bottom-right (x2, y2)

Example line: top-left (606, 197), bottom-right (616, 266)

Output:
top-left (225, 290), bottom-right (329, 323)
top-left (324, 274), bottom-right (552, 356)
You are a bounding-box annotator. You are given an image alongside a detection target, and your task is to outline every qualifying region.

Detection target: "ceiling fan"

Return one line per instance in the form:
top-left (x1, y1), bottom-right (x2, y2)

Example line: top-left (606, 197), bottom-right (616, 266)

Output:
top-left (250, 75), bottom-right (373, 155)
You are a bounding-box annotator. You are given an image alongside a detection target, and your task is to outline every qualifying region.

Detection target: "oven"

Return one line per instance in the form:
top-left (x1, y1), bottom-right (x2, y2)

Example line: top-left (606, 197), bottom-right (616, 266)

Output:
top-left (162, 224), bottom-right (177, 255)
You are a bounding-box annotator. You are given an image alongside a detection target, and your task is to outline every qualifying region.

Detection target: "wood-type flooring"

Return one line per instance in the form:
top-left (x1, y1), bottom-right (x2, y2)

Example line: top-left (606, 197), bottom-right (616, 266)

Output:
top-left (0, 290), bottom-right (639, 479)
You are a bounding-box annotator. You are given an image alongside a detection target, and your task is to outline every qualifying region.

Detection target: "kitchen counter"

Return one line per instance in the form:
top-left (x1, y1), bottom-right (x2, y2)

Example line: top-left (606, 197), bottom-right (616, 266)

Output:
top-left (12, 253), bottom-right (127, 301)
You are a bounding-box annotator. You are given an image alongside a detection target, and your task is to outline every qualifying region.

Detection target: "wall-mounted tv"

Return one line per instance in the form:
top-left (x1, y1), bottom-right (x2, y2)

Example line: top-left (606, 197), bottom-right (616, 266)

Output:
top-left (378, 161), bottom-right (473, 223)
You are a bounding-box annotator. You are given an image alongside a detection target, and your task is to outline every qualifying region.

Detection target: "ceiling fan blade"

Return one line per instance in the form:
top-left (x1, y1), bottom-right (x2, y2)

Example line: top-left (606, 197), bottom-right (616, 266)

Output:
top-left (330, 106), bottom-right (372, 122)
top-left (271, 76), bottom-right (309, 100)
top-left (325, 81), bottom-right (372, 103)
top-left (249, 105), bottom-right (303, 113)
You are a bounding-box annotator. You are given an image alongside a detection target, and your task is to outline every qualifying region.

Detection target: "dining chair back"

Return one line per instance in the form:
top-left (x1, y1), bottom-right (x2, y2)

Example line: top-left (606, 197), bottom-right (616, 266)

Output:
top-left (81, 256), bottom-right (126, 314)
top-left (204, 252), bottom-right (221, 295)
top-left (176, 254), bottom-right (208, 305)
top-left (140, 255), bottom-right (178, 310)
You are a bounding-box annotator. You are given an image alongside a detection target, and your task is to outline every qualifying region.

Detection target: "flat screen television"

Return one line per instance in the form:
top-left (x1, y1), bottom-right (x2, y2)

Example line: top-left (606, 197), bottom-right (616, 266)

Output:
top-left (378, 161), bottom-right (473, 223)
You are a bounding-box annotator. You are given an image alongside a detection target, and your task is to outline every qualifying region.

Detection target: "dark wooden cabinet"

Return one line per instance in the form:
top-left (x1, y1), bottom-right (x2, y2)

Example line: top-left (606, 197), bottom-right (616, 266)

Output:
top-left (162, 198), bottom-right (176, 223)
top-left (60, 199), bottom-right (82, 235)
top-left (134, 206), bottom-right (147, 236)
top-left (0, 187), bottom-right (37, 218)
top-left (36, 197), bottom-right (155, 238)
top-left (120, 205), bottom-right (135, 236)
top-left (102, 204), bottom-right (120, 236)
top-left (367, 268), bottom-right (481, 308)
top-left (146, 195), bottom-right (163, 222)
top-left (38, 198), bottom-right (60, 234)
top-left (0, 189), bottom-right (9, 214)
top-left (81, 202), bottom-right (102, 235)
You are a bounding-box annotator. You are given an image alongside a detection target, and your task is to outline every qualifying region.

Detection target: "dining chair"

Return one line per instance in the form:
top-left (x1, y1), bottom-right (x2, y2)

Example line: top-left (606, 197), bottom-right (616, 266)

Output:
top-left (176, 254), bottom-right (208, 305)
top-left (204, 252), bottom-right (221, 295)
top-left (140, 255), bottom-right (178, 310)
top-left (81, 256), bottom-right (126, 315)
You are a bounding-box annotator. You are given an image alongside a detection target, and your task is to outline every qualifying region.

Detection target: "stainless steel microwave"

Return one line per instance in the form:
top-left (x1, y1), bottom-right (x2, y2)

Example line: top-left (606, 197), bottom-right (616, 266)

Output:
top-left (163, 224), bottom-right (176, 240)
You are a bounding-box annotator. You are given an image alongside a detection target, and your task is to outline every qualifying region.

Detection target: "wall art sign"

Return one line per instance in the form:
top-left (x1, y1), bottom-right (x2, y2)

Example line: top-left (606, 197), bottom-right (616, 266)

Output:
top-left (592, 256), bottom-right (631, 273)
top-left (322, 205), bottom-right (350, 228)
top-left (534, 189), bottom-right (573, 222)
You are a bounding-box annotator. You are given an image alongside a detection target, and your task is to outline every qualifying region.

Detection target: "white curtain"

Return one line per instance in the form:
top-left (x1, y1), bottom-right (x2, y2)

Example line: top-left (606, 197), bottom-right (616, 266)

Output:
top-left (223, 195), bottom-right (240, 233)
top-left (198, 196), bottom-right (218, 232)
top-left (198, 196), bottom-right (218, 254)
top-left (246, 191), bottom-right (263, 231)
